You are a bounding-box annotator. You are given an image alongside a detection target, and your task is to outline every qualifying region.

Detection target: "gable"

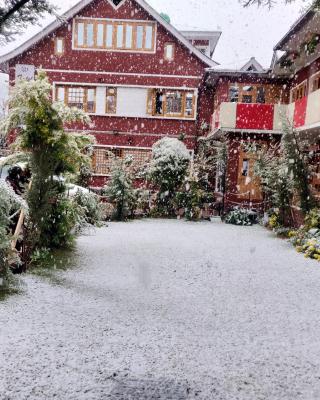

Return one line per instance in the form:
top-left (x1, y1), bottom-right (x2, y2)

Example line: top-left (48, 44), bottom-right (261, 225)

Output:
top-left (0, 0), bottom-right (217, 68)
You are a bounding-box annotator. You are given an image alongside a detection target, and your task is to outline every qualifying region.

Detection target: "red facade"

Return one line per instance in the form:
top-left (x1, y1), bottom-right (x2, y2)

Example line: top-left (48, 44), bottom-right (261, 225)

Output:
top-left (4, 0), bottom-right (215, 187)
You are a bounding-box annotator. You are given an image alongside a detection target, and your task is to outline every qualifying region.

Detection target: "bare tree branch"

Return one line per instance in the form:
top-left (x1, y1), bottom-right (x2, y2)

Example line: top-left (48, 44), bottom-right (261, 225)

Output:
top-left (0, 0), bottom-right (56, 43)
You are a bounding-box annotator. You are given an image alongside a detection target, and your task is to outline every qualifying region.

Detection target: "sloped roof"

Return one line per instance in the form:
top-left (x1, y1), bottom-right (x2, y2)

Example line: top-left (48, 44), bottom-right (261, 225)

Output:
top-left (180, 31), bottom-right (221, 57)
top-left (273, 6), bottom-right (315, 51)
top-left (240, 57), bottom-right (265, 72)
top-left (0, 0), bottom-right (218, 68)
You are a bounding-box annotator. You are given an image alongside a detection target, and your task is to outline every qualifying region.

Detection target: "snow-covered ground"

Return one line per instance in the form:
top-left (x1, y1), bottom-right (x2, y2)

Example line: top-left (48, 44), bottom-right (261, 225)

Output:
top-left (1, 219), bottom-right (320, 399)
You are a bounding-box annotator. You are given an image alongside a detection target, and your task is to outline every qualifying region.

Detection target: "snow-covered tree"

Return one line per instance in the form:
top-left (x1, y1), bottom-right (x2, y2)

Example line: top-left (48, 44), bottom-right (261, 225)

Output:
top-left (0, 72), bottom-right (94, 252)
top-left (148, 137), bottom-right (191, 216)
top-left (254, 120), bottom-right (314, 224)
top-left (103, 155), bottom-right (135, 221)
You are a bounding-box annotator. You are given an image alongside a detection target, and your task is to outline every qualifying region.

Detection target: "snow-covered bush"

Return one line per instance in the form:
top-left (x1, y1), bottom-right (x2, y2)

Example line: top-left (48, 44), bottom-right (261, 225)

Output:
top-left (103, 156), bottom-right (135, 221)
top-left (73, 190), bottom-right (103, 227)
top-left (148, 138), bottom-right (190, 216)
top-left (288, 209), bottom-right (320, 261)
top-left (225, 208), bottom-right (252, 226)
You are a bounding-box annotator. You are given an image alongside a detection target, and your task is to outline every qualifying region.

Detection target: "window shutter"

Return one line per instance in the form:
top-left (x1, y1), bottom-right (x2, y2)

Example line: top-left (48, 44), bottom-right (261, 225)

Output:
top-left (146, 89), bottom-right (154, 115)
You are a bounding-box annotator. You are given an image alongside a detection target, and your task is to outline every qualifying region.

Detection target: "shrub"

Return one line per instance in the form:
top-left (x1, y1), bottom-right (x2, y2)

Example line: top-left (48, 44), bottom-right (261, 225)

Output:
top-left (73, 190), bottom-right (103, 227)
top-left (103, 156), bottom-right (135, 221)
top-left (225, 208), bottom-right (252, 226)
top-left (148, 138), bottom-right (190, 216)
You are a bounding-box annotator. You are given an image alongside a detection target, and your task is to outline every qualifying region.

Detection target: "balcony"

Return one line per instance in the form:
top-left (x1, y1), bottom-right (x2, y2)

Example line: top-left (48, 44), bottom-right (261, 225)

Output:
top-left (211, 102), bottom-right (286, 134)
top-left (287, 89), bottom-right (320, 134)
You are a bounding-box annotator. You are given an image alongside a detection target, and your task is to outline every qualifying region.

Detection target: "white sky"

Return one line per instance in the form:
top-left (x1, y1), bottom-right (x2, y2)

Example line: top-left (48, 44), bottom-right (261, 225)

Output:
top-left (0, 0), bottom-right (310, 70)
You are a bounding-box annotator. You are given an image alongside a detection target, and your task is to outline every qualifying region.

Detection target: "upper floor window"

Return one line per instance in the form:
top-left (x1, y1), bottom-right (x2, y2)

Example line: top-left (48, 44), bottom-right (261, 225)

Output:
top-left (73, 18), bottom-right (156, 52)
top-left (310, 72), bottom-right (320, 93)
top-left (106, 88), bottom-right (117, 114)
top-left (54, 38), bottom-right (64, 55)
top-left (291, 81), bottom-right (307, 102)
top-left (164, 43), bottom-right (175, 61)
top-left (147, 89), bottom-right (196, 118)
top-left (55, 85), bottom-right (96, 113)
top-left (228, 83), bottom-right (267, 104)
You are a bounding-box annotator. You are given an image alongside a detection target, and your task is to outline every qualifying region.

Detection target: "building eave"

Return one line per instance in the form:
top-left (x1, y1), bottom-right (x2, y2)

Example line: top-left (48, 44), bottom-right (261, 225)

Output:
top-left (0, 0), bottom-right (218, 68)
top-left (273, 7), bottom-right (315, 51)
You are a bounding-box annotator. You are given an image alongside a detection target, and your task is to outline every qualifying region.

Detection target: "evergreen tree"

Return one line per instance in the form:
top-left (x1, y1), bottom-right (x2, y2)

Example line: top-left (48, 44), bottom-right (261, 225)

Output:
top-left (103, 155), bottom-right (135, 221)
top-left (148, 137), bottom-right (190, 217)
top-left (1, 72), bottom-right (94, 251)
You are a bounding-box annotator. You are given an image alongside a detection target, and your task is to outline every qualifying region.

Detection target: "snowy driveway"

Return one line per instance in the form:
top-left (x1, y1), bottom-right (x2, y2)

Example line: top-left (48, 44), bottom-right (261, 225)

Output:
top-left (2, 219), bottom-right (320, 399)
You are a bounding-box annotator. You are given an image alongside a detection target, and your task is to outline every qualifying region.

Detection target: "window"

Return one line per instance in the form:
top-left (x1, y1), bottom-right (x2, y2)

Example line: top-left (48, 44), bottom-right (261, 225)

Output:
top-left (54, 38), bottom-right (64, 55)
top-left (68, 87), bottom-right (85, 109)
top-left (86, 23), bottom-right (94, 47)
top-left (74, 19), bottom-right (156, 52)
top-left (256, 86), bottom-right (266, 103)
top-left (242, 85), bottom-right (253, 103)
top-left (125, 25), bottom-right (133, 48)
top-left (56, 86), bottom-right (96, 113)
top-left (116, 24), bottom-right (124, 48)
top-left (148, 89), bottom-right (196, 119)
top-left (310, 72), bottom-right (320, 93)
top-left (106, 24), bottom-right (113, 47)
top-left (92, 147), bottom-right (151, 176)
top-left (228, 84), bottom-right (273, 103)
top-left (241, 159), bottom-right (249, 176)
top-left (291, 81), bottom-right (307, 102)
top-left (136, 25), bottom-right (144, 49)
top-left (229, 86), bottom-right (239, 103)
top-left (145, 25), bottom-right (153, 50)
top-left (106, 88), bottom-right (117, 114)
top-left (97, 23), bottom-right (104, 47)
top-left (164, 43), bottom-right (174, 61)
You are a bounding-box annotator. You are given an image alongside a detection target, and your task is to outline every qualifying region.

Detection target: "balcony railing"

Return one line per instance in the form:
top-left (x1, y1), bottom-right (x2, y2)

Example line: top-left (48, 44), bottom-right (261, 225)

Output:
top-left (287, 88), bottom-right (320, 131)
top-left (211, 102), bottom-right (286, 133)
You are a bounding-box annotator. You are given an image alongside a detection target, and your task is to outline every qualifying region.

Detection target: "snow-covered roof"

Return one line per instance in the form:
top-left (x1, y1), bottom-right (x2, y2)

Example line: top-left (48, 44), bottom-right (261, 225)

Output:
top-left (273, 6), bottom-right (316, 51)
top-left (240, 57), bottom-right (265, 72)
top-left (180, 31), bottom-right (221, 57)
top-left (0, 0), bottom-right (218, 68)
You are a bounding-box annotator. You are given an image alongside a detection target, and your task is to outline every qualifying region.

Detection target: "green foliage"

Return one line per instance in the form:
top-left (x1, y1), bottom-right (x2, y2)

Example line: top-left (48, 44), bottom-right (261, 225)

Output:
top-left (254, 121), bottom-right (313, 224)
top-left (103, 156), bottom-right (135, 221)
top-left (1, 73), bottom-right (94, 253)
top-left (73, 190), bottom-right (103, 226)
top-left (148, 138), bottom-right (190, 217)
top-left (174, 167), bottom-right (213, 221)
top-left (40, 196), bottom-right (80, 248)
top-left (225, 208), bottom-right (252, 226)
top-left (304, 208), bottom-right (320, 230)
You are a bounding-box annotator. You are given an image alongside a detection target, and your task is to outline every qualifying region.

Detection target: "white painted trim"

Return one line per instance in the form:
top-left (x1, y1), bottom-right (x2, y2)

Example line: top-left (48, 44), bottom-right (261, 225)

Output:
top-left (39, 67), bottom-right (202, 80)
top-left (75, 16), bottom-right (156, 23)
top-left (296, 121), bottom-right (320, 131)
top-left (71, 17), bottom-right (157, 54)
top-left (53, 81), bottom-right (198, 120)
top-left (52, 81), bottom-right (199, 91)
top-left (106, 0), bottom-right (127, 10)
top-left (94, 144), bottom-right (151, 150)
top-left (0, 0), bottom-right (218, 67)
top-left (66, 129), bottom-right (196, 139)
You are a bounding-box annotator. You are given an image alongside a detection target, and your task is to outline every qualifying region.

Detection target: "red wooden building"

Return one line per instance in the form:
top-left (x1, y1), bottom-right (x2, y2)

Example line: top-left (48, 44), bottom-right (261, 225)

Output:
top-left (0, 0), bottom-right (220, 188)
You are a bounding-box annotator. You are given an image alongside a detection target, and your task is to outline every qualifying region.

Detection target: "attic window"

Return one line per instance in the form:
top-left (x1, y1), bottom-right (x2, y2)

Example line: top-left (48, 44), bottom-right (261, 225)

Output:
top-left (107, 0), bottom-right (126, 8)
